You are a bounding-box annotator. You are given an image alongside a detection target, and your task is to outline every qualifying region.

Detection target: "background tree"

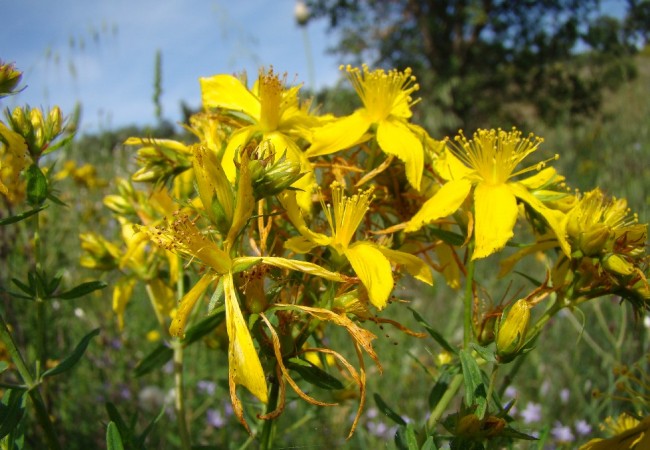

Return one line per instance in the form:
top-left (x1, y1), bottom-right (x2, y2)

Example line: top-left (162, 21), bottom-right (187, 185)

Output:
top-left (305, 0), bottom-right (650, 133)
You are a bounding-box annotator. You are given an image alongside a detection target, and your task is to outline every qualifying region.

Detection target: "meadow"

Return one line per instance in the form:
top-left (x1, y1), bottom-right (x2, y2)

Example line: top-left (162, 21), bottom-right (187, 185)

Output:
top-left (1, 55), bottom-right (648, 450)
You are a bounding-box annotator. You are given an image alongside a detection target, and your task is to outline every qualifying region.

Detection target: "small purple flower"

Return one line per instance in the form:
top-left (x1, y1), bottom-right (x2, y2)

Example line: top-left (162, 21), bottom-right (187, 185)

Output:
top-left (520, 402), bottom-right (542, 424)
top-left (206, 408), bottom-right (226, 428)
top-left (197, 380), bottom-right (216, 396)
top-left (559, 388), bottom-right (570, 404)
top-left (574, 419), bottom-right (592, 436)
top-left (551, 422), bottom-right (574, 443)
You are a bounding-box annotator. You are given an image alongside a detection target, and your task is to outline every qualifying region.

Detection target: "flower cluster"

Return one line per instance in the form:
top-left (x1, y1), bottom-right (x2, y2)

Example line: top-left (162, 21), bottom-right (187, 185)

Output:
top-left (83, 64), bottom-right (648, 446)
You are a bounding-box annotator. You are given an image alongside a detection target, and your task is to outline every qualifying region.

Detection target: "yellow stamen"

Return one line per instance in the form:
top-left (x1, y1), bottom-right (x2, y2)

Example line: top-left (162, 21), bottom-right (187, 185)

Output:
top-left (342, 64), bottom-right (419, 122)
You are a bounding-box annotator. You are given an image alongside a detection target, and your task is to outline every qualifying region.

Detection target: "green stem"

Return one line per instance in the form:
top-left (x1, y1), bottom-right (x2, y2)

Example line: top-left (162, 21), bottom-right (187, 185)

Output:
top-left (0, 313), bottom-right (61, 450)
top-left (31, 212), bottom-right (47, 375)
top-left (484, 364), bottom-right (499, 416)
top-left (173, 341), bottom-right (191, 450)
top-left (463, 254), bottom-right (475, 348)
top-left (260, 379), bottom-right (280, 450)
top-left (426, 373), bottom-right (463, 431)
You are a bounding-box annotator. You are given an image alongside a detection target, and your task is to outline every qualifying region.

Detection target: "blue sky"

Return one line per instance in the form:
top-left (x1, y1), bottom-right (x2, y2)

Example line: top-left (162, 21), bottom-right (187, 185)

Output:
top-left (1, 0), bottom-right (341, 134)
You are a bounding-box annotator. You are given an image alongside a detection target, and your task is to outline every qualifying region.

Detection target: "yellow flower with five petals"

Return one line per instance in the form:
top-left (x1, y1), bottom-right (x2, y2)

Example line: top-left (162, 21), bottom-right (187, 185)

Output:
top-left (406, 128), bottom-right (571, 260)
top-left (307, 65), bottom-right (425, 190)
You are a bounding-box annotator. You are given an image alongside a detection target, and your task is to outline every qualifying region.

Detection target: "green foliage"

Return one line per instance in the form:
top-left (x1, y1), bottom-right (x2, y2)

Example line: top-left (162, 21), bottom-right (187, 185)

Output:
top-left (306, 0), bottom-right (649, 132)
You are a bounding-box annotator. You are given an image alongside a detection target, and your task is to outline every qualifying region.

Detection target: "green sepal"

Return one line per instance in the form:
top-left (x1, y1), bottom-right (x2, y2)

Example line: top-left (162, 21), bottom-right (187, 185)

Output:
top-left (42, 328), bottom-right (100, 378)
top-left (133, 344), bottom-right (173, 378)
top-left (286, 358), bottom-right (344, 390)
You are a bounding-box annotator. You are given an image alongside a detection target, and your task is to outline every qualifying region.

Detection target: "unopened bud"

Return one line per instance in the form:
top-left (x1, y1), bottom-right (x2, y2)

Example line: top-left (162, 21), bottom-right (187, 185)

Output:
top-left (0, 61), bottom-right (23, 97)
top-left (603, 254), bottom-right (635, 276)
top-left (496, 299), bottom-right (530, 361)
top-left (579, 224), bottom-right (611, 256)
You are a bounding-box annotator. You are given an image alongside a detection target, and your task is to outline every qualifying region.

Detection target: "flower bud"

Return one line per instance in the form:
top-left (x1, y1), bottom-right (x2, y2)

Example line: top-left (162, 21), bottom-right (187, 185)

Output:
top-left (579, 224), bottom-right (611, 256)
top-left (0, 61), bottom-right (23, 97)
top-left (496, 299), bottom-right (530, 361)
top-left (250, 153), bottom-right (304, 200)
top-left (603, 254), bottom-right (635, 276)
top-left (294, 0), bottom-right (310, 26)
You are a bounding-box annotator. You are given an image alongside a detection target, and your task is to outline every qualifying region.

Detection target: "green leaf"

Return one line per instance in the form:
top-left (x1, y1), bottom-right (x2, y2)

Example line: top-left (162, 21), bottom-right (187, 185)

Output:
top-left (106, 422), bottom-right (125, 450)
top-left (10, 278), bottom-right (34, 297)
top-left (428, 227), bottom-right (465, 246)
top-left (374, 393), bottom-right (407, 426)
top-left (25, 164), bottom-right (48, 206)
top-left (54, 280), bottom-right (107, 300)
top-left (105, 403), bottom-right (135, 447)
top-left (42, 328), bottom-right (100, 378)
top-left (181, 308), bottom-right (225, 346)
top-left (42, 133), bottom-right (75, 156)
top-left (0, 361), bottom-right (8, 374)
top-left (0, 205), bottom-right (46, 226)
top-left (286, 358), bottom-right (344, 390)
top-left (421, 436), bottom-right (439, 450)
top-left (133, 344), bottom-right (174, 378)
top-left (459, 349), bottom-right (487, 418)
top-left (470, 343), bottom-right (496, 363)
top-left (0, 389), bottom-right (26, 440)
top-left (207, 278), bottom-right (225, 314)
top-left (135, 403), bottom-right (166, 447)
top-left (410, 308), bottom-right (458, 355)
top-left (395, 423), bottom-right (418, 450)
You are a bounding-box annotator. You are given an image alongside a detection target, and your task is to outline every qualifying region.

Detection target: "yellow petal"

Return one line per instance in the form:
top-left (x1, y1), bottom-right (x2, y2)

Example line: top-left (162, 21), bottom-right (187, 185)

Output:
top-left (284, 236), bottom-right (321, 254)
top-left (221, 127), bottom-right (254, 183)
top-left (345, 242), bottom-right (393, 310)
top-left (112, 278), bottom-right (137, 331)
top-left (509, 182), bottom-right (571, 257)
top-left (225, 146), bottom-right (255, 253)
top-left (224, 271), bottom-right (268, 404)
top-left (472, 182), bottom-right (518, 259)
top-left (259, 256), bottom-right (346, 282)
top-left (433, 149), bottom-right (474, 181)
top-left (376, 117), bottom-right (424, 190)
top-left (406, 178), bottom-right (472, 232)
top-left (519, 166), bottom-right (564, 190)
top-left (375, 246), bottom-right (433, 285)
top-left (169, 274), bottom-right (214, 338)
top-left (306, 111), bottom-right (370, 157)
top-left (200, 74), bottom-right (261, 120)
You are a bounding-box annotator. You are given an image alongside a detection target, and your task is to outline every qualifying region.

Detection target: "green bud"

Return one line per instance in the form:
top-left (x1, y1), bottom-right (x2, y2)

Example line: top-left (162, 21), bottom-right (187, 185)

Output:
top-left (0, 61), bottom-right (23, 97)
top-left (496, 299), bottom-right (530, 361)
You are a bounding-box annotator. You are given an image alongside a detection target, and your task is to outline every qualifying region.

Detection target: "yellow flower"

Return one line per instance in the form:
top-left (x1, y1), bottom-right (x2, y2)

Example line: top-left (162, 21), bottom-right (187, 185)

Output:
top-left (282, 182), bottom-right (432, 309)
top-left (200, 68), bottom-right (316, 209)
top-left (307, 65), bottom-right (425, 190)
top-left (406, 128), bottom-right (570, 260)
top-left (0, 121), bottom-right (29, 204)
top-left (580, 414), bottom-right (650, 450)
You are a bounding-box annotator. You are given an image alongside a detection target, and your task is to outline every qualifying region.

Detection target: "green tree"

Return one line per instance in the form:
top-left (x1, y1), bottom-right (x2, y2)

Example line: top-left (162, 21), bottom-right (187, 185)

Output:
top-left (305, 0), bottom-right (650, 132)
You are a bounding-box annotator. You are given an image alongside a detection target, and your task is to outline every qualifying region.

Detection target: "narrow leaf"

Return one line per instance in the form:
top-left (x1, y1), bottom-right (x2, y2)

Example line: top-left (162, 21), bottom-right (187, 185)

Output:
top-left (106, 422), bottom-right (125, 450)
top-left (287, 359), bottom-right (345, 390)
top-left (428, 227), bottom-right (465, 246)
top-left (410, 308), bottom-right (458, 355)
top-left (42, 328), bottom-right (100, 378)
top-left (0, 206), bottom-right (46, 226)
top-left (0, 389), bottom-right (26, 440)
top-left (10, 278), bottom-right (33, 296)
top-left (181, 308), bottom-right (225, 346)
top-left (105, 403), bottom-right (135, 446)
top-left (54, 280), bottom-right (107, 300)
top-left (421, 436), bottom-right (439, 450)
top-left (133, 345), bottom-right (174, 378)
top-left (374, 393), bottom-right (407, 426)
